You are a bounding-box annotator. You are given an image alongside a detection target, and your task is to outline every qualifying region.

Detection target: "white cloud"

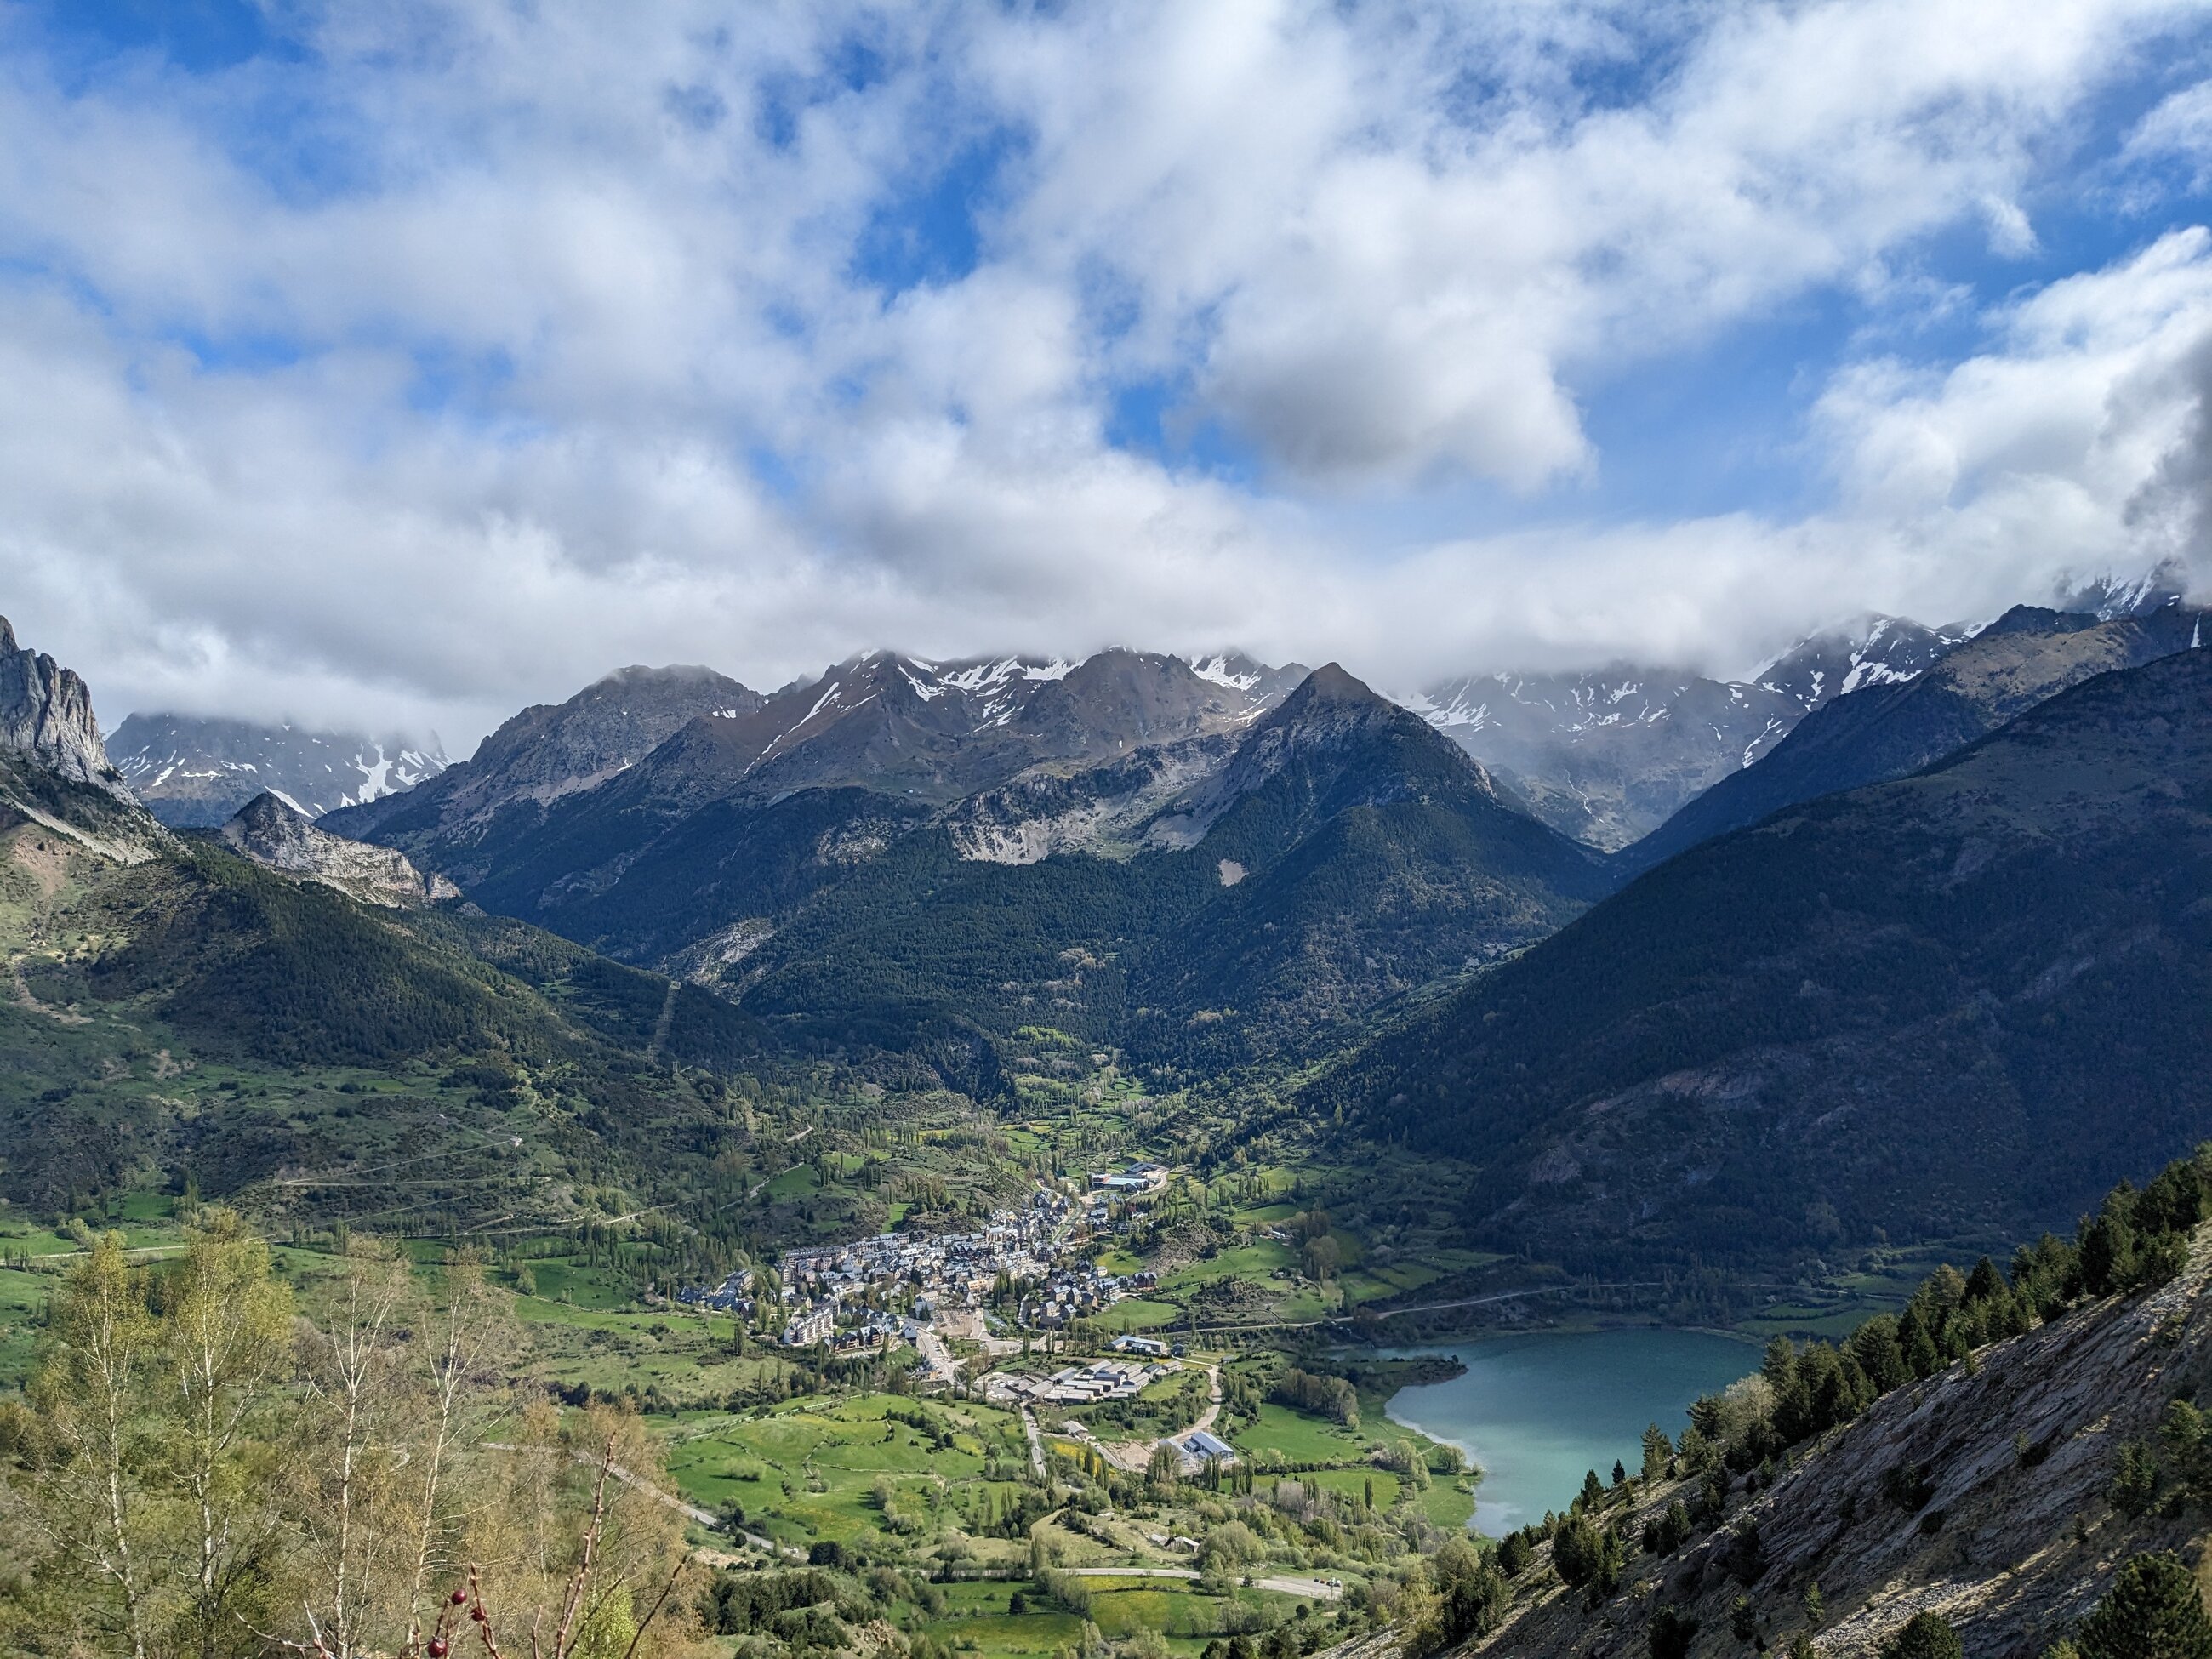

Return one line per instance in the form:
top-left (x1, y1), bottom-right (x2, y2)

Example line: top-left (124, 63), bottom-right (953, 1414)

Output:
top-left (0, 0), bottom-right (2208, 746)
top-left (2124, 76), bottom-right (2212, 182)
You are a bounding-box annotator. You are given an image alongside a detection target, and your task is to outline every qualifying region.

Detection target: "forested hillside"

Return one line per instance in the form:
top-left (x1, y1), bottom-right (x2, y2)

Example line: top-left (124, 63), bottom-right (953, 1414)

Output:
top-left (1622, 602), bottom-right (2204, 874)
top-left (0, 755), bottom-right (801, 1244)
top-left (1316, 644), bottom-right (2212, 1274)
top-left (347, 664), bottom-right (1606, 1075)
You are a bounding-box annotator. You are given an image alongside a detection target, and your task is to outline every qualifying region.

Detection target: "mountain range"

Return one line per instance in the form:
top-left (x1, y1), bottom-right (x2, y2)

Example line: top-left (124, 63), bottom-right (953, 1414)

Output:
top-left (318, 648), bottom-right (1612, 1071)
top-left (1404, 615), bottom-right (1970, 849)
top-left (1620, 600), bottom-right (2207, 875)
top-left (5, 564), bottom-right (2209, 1266)
top-left (0, 630), bottom-right (763, 1229)
top-left (100, 567), bottom-right (2192, 862)
top-left (107, 713), bottom-right (447, 827)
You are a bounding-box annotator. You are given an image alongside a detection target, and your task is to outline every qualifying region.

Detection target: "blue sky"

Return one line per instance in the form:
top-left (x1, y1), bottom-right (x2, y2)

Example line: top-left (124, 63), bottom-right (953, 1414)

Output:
top-left (4, 0), bottom-right (2212, 743)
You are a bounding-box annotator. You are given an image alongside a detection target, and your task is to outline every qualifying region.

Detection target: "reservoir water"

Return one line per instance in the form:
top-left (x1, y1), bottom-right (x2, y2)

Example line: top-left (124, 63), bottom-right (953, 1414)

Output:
top-left (1382, 1327), bottom-right (1758, 1534)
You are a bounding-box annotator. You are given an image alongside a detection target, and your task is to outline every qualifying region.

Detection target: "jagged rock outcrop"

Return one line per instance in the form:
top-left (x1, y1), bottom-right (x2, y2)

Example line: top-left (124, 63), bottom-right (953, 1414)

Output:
top-left (945, 735), bottom-right (1238, 863)
top-left (0, 615), bottom-right (126, 795)
top-left (1447, 1239), bottom-right (2212, 1658)
top-left (220, 791), bottom-right (459, 907)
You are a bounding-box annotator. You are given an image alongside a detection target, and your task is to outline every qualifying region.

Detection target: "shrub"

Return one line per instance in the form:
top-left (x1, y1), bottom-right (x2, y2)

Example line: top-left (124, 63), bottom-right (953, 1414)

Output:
top-left (1647, 1605), bottom-right (1698, 1659)
top-left (1879, 1611), bottom-right (1964, 1659)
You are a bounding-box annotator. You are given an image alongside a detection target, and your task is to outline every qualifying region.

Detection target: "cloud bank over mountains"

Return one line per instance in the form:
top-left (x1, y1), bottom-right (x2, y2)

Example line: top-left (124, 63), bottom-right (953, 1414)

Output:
top-left (3, 0), bottom-right (2212, 744)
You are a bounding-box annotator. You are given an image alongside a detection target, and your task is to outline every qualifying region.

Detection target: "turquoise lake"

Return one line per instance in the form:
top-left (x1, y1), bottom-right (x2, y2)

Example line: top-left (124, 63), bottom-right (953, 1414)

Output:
top-left (1382, 1328), bottom-right (1759, 1534)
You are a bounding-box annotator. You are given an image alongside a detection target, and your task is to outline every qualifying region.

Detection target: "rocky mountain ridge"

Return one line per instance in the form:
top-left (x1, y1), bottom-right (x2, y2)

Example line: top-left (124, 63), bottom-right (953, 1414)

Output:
top-left (430, 658), bottom-right (1611, 1072)
top-left (322, 661), bottom-right (761, 868)
top-left (1403, 616), bottom-right (1973, 850)
top-left (1622, 601), bottom-right (2209, 874)
top-left (0, 615), bottom-right (125, 795)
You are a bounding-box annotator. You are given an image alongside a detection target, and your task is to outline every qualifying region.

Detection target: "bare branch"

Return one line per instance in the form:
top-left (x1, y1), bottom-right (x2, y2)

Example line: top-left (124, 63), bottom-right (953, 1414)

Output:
top-left (231, 1606), bottom-right (335, 1659)
top-left (616, 1556), bottom-right (690, 1659)
top-left (550, 1437), bottom-right (615, 1659)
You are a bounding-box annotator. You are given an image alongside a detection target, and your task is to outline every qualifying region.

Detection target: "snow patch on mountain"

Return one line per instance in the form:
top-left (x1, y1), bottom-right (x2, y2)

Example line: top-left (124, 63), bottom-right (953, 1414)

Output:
top-left (1188, 654), bottom-right (1263, 692)
top-left (110, 715), bottom-right (448, 827)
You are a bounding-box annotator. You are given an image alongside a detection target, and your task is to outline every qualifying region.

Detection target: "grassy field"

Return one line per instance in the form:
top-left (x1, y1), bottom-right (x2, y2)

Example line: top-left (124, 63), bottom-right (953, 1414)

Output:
top-left (1232, 1401), bottom-right (1372, 1465)
top-left (920, 1578), bottom-right (1318, 1659)
top-left (1090, 1297), bottom-right (1184, 1331)
top-left (658, 1394), bottom-right (1031, 1547)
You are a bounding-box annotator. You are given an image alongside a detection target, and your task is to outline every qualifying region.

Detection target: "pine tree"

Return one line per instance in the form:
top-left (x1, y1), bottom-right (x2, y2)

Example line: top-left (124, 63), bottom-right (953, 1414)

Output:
top-left (1880, 1611), bottom-right (1964, 1659)
top-left (1730, 1594), bottom-right (1758, 1640)
top-left (2077, 1552), bottom-right (2212, 1659)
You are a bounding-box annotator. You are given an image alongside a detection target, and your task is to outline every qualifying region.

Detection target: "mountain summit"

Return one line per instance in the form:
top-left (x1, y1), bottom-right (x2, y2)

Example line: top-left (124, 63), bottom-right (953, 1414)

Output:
top-left (1408, 614), bottom-right (1973, 848)
top-left (1319, 641), bottom-right (2212, 1269)
top-left (1622, 601), bottom-right (2207, 873)
top-left (0, 615), bottom-right (124, 794)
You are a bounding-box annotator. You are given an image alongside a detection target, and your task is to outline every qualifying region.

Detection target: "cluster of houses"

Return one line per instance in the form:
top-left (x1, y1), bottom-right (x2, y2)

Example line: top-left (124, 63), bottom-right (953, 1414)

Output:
top-left (980, 1357), bottom-right (1172, 1405)
top-left (676, 1164), bottom-right (1180, 1354)
top-left (675, 1267), bottom-right (756, 1314)
top-left (766, 1189), bottom-right (1088, 1345)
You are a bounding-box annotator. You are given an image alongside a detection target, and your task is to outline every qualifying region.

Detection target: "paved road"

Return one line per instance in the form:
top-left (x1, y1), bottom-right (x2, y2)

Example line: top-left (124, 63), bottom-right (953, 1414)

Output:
top-left (1020, 1405), bottom-right (1046, 1479)
top-left (1063, 1566), bottom-right (1340, 1600)
top-left (916, 1325), bottom-right (961, 1380)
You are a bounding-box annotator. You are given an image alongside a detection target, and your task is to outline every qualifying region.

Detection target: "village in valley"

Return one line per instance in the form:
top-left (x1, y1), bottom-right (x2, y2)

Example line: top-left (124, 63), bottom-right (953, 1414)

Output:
top-left (679, 1160), bottom-right (1173, 1356)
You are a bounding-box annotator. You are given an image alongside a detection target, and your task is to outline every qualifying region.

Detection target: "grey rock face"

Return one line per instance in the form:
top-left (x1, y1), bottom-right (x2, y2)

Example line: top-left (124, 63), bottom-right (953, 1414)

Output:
top-left (110, 713), bottom-right (447, 827)
top-left (220, 791), bottom-right (459, 907)
top-left (0, 615), bottom-right (126, 794)
top-left (1468, 1240), bottom-right (2212, 1659)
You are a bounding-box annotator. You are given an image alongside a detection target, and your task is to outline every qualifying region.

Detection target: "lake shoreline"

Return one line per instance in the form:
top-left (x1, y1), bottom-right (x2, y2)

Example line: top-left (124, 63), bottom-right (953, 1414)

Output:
top-left (1375, 1327), bottom-right (1760, 1534)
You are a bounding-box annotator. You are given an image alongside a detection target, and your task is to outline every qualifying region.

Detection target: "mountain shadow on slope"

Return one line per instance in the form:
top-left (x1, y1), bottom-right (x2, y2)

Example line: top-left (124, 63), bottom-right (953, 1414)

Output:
top-left (322, 662), bottom-right (761, 878)
top-left (1314, 643), bottom-right (2212, 1271)
top-left (1620, 602), bottom-right (2204, 875)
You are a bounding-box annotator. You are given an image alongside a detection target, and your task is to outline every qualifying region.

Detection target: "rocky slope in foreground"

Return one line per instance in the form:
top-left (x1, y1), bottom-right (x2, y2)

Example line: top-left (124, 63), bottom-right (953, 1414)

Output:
top-left (1376, 1235), bottom-right (2212, 1658)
